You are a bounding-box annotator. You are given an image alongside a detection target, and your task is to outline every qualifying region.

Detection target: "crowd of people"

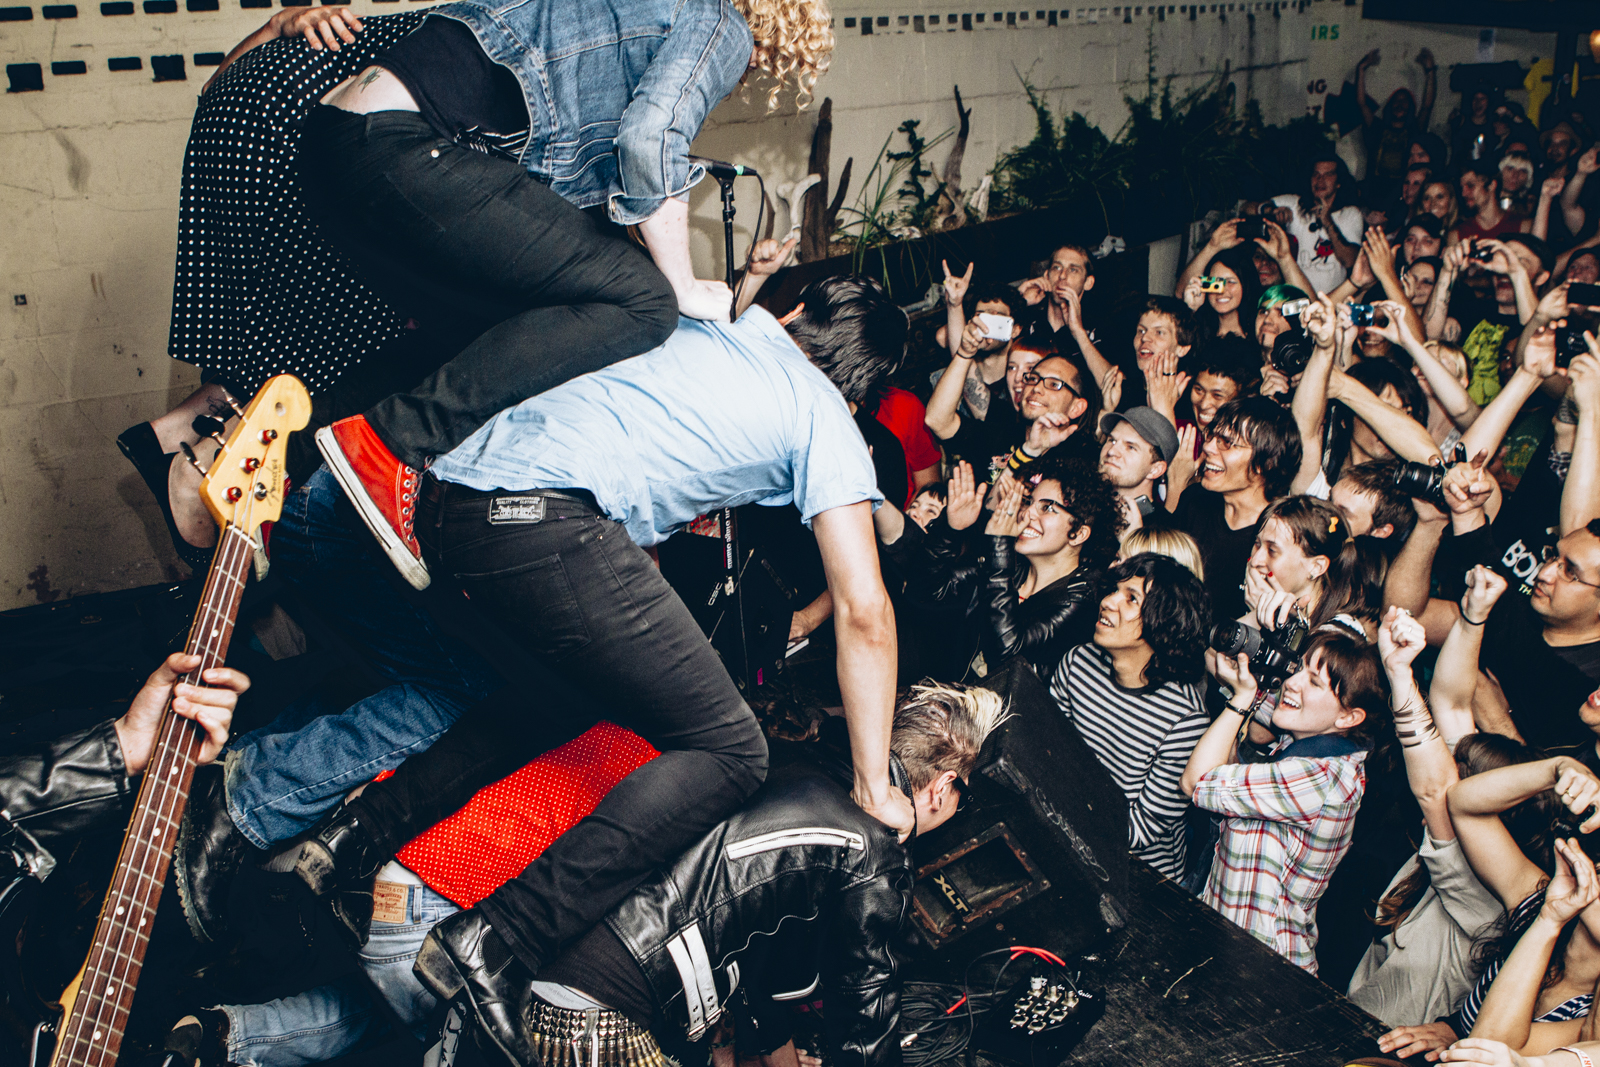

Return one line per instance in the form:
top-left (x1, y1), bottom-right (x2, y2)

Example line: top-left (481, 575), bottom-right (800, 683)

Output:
top-left (5, 15), bottom-right (1600, 1067)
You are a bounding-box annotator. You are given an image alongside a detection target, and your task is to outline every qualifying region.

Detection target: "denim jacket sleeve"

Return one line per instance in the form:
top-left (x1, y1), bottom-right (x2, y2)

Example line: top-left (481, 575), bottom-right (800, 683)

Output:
top-left (607, 0), bottom-right (753, 225)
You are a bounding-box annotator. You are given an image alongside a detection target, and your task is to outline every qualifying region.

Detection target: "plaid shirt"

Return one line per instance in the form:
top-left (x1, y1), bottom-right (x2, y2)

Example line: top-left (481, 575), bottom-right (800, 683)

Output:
top-left (1192, 740), bottom-right (1367, 974)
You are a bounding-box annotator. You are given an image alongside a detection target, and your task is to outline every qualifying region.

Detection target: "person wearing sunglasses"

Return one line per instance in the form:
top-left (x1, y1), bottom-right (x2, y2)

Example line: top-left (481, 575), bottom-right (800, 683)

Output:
top-left (1049, 552), bottom-right (1212, 879)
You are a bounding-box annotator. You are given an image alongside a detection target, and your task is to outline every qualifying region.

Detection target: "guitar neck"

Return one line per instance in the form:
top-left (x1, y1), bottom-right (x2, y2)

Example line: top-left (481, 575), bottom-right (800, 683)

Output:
top-left (51, 524), bottom-right (256, 1067)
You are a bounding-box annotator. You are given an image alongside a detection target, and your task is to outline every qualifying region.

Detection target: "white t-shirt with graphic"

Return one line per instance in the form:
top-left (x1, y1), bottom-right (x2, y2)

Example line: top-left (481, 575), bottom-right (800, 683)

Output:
top-left (1271, 194), bottom-right (1365, 295)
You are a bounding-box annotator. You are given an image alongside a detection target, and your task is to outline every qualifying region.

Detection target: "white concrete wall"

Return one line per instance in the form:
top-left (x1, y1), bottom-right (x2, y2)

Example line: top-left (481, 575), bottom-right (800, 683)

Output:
top-left (0, 0), bottom-right (1555, 607)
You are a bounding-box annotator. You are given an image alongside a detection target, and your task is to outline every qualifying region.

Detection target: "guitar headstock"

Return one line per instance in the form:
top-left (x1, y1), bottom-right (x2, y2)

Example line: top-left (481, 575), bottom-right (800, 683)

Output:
top-left (199, 375), bottom-right (311, 535)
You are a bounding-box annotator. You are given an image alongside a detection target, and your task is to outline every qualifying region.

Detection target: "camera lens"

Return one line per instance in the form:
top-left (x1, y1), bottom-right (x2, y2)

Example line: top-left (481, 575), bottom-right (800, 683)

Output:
top-left (1209, 621), bottom-right (1263, 659)
top-left (1271, 332), bottom-right (1313, 378)
top-left (1392, 461), bottom-right (1445, 505)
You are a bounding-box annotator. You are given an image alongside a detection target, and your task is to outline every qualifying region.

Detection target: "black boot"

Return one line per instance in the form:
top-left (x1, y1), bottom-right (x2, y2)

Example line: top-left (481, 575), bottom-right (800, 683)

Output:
top-left (293, 799), bottom-right (389, 945)
top-left (414, 909), bottom-right (541, 1067)
top-left (175, 764), bottom-right (248, 945)
top-left (157, 1009), bottom-right (234, 1067)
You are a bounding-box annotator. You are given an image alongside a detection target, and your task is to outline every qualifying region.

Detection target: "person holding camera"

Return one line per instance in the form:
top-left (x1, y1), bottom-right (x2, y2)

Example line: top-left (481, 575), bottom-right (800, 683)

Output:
top-left (1246, 155), bottom-right (1366, 292)
top-left (1049, 553), bottom-right (1211, 879)
top-left (1179, 623), bottom-right (1389, 973)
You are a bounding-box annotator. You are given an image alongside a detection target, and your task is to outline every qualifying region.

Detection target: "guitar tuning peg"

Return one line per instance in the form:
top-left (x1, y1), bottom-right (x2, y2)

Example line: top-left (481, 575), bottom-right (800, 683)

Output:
top-left (191, 415), bottom-right (228, 449)
top-left (179, 441), bottom-right (209, 476)
top-left (222, 392), bottom-right (247, 419)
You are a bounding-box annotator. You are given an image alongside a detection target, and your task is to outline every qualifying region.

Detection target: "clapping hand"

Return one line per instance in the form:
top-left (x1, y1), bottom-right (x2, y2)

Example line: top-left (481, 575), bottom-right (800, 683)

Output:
top-left (1025, 412), bottom-right (1077, 455)
top-left (1144, 352), bottom-right (1191, 417)
top-left (1540, 837), bottom-right (1600, 925)
top-left (1099, 367), bottom-right (1124, 416)
top-left (984, 474), bottom-right (1027, 538)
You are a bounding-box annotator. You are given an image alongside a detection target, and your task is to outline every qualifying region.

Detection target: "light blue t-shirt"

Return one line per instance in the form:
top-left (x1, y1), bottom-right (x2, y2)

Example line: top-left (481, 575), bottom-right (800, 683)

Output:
top-left (429, 308), bottom-right (883, 548)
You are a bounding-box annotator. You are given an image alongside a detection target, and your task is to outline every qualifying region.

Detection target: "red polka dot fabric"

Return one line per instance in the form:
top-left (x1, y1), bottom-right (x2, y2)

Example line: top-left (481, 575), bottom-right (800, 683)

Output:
top-left (390, 722), bottom-right (659, 908)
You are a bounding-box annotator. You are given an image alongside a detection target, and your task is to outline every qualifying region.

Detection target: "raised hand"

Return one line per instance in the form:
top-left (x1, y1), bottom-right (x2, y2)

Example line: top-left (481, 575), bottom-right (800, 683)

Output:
top-left (1521, 318), bottom-right (1561, 379)
top-left (1168, 426), bottom-right (1199, 493)
top-left (1540, 837), bottom-right (1600, 925)
top-left (1572, 349), bottom-right (1600, 416)
top-left (1459, 564), bottom-right (1508, 625)
top-left (1358, 47), bottom-right (1380, 70)
top-left (747, 235), bottom-right (798, 278)
top-left (1378, 605), bottom-right (1427, 677)
top-left (941, 258), bottom-right (974, 307)
top-left (1579, 146), bottom-right (1600, 176)
top-left (1181, 275), bottom-right (1207, 311)
top-left (1442, 453), bottom-right (1494, 516)
top-left (1302, 292), bottom-right (1338, 349)
top-left (1542, 174), bottom-right (1568, 201)
top-left (1209, 649), bottom-right (1258, 706)
top-left (1257, 219), bottom-right (1294, 264)
top-left (944, 461), bottom-right (988, 531)
top-left (1145, 351), bottom-right (1191, 417)
top-left (1017, 276), bottom-right (1049, 306)
top-left (1552, 763), bottom-right (1600, 832)
top-left (1025, 412), bottom-right (1078, 455)
top-left (984, 474), bottom-right (1027, 538)
top-left (1099, 367), bottom-right (1124, 416)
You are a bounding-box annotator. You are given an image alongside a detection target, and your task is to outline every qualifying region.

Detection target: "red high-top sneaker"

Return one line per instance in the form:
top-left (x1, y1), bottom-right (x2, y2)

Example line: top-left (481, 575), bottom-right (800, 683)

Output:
top-left (315, 416), bottom-right (430, 589)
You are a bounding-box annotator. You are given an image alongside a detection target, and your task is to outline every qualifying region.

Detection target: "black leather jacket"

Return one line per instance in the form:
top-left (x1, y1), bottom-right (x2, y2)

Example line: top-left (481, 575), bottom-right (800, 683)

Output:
top-left (982, 536), bottom-right (1104, 679)
top-left (606, 758), bottom-right (910, 1067)
top-left (1, 720), bottom-right (133, 883)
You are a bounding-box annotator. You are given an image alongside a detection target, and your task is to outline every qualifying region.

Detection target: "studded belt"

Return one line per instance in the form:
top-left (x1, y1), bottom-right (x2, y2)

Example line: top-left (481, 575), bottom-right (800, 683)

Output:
top-left (523, 1000), bottom-right (672, 1067)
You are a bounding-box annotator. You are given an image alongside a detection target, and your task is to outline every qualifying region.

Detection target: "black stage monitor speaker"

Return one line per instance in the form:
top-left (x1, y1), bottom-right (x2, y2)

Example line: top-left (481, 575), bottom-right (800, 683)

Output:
top-left (909, 660), bottom-right (1128, 969)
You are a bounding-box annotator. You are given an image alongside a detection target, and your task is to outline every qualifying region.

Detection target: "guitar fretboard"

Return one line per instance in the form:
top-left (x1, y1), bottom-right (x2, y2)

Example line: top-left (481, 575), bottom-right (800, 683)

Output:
top-left (51, 522), bottom-right (255, 1067)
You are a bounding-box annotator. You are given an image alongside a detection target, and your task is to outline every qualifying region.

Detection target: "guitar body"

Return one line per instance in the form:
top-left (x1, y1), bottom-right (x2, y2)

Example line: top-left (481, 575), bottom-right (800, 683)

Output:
top-left (10, 376), bottom-right (309, 1067)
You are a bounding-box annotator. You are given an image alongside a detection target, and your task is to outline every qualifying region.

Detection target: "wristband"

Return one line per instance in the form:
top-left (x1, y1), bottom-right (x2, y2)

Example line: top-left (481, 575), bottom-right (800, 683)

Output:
top-left (1460, 612), bottom-right (1488, 626)
top-left (1554, 1049), bottom-right (1596, 1067)
top-left (1392, 697), bottom-right (1441, 749)
top-left (1007, 444), bottom-right (1041, 471)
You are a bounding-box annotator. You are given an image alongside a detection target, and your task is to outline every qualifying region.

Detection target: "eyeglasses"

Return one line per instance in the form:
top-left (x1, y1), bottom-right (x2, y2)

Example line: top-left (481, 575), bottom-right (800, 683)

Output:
top-left (1020, 371), bottom-right (1080, 400)
top-left (1025, 496), bottom-right (1071, 519)
top-left (1540, 544), bottom-right (1600, 589)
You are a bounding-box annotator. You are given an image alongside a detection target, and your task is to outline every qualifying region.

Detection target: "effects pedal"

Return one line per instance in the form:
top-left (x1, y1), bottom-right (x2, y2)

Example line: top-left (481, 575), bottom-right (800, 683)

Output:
top-left (973, 974), bottom-right (1104, 1066)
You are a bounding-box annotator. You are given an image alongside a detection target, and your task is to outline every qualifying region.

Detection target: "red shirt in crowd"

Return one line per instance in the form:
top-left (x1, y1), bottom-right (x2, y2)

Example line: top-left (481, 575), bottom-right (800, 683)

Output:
top-left (873, 386), bottom-right (943, 508)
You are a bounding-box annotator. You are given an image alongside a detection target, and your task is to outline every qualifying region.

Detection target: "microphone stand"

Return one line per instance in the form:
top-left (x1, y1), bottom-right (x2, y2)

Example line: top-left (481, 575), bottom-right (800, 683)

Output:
top-left (716, 173), bottom-right (739, 322)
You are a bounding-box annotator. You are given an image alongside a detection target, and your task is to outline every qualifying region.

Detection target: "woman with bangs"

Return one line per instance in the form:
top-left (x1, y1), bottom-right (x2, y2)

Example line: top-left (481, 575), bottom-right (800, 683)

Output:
top-left (1181, 617), bottom-right (1395, 973)
top-left (1181, 243), bottom-right (1266, 343)
top-left (1243, 495), bottom-right (1386, 640)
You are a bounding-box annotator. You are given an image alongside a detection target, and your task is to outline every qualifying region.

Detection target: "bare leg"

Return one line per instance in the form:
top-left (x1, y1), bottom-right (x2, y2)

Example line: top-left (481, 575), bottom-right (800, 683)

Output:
top-left (150, 382), bottom-right (234, 453)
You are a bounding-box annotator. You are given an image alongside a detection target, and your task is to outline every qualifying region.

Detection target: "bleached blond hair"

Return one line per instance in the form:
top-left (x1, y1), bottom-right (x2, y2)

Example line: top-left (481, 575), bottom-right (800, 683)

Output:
top-left (891, 682), bottom-right (1010, 789)
top-left (731, 0), bottom-right (834, 111)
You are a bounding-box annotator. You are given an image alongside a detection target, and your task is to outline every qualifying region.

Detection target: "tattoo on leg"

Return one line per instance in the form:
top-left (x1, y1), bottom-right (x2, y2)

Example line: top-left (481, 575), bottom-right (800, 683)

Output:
top-left (358, 67), bottom-right (383, 91)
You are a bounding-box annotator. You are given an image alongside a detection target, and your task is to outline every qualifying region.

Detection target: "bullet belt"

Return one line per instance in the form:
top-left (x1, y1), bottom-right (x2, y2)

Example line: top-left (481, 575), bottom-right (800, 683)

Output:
top-left (523, 1000), bottom-right (673, 1067)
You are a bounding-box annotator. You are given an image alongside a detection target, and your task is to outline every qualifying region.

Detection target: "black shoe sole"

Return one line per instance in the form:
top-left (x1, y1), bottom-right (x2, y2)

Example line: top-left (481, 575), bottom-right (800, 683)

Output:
top-left (293, 839), bottom-right (339, 896)
top-left (117, 422), bottom-right (218, 572)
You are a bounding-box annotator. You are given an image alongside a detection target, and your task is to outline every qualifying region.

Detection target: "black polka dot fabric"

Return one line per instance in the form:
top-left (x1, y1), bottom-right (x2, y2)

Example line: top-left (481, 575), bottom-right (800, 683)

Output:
top-left (168, 12), bottom-right (428, 396)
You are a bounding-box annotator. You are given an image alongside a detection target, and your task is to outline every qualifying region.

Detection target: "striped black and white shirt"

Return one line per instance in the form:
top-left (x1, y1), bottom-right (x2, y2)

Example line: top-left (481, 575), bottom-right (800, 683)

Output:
top-left (1049, 643), bottom-right (1208, 879)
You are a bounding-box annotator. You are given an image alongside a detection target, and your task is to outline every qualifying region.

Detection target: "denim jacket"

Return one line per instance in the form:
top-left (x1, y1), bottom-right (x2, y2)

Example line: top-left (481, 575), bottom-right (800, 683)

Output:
top-left (431, 0), bottom-right (753, 224)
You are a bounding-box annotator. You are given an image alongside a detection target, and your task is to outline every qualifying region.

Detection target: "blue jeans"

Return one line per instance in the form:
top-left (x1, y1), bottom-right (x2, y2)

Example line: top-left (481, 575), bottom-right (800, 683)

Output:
top-left (219, 883), bottom-right (461, 1065)
top-left (224, 466), bottom-right (503, 849)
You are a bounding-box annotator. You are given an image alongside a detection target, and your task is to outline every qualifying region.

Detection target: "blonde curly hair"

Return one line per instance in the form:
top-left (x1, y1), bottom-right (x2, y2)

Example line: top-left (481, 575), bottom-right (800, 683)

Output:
top-left (730, 0), bottom-right (834, 111)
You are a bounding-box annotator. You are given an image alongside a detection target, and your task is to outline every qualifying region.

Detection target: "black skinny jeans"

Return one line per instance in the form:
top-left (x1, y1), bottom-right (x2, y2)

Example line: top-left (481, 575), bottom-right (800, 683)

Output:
top-left (354, 479), bottom-right (768, 973)
top-left (297, 107), bottom-right (678, 468)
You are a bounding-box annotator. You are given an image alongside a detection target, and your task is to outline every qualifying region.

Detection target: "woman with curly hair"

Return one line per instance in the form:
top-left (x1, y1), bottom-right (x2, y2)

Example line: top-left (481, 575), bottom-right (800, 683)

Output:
top-left (122, 0), bottom-right (831, 588)
top-left (1049, 552), bottom-right (1213, 878)
top-left (970, 453), bottom-right (1126, 679)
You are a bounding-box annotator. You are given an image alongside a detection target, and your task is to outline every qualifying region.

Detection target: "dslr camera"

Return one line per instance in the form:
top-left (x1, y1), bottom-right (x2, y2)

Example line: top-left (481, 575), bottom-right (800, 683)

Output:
top-left (1270, 298), bottom-right (1314, 377)
top-left (1209, 615), bottom-right (1309, 691)
top-left (1555, 315), bottom-right (1595, 369)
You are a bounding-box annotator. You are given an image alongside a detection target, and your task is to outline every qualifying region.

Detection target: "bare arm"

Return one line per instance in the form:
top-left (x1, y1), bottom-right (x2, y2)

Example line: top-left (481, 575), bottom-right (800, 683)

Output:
top-left (1562, 349), bottom-right (1600, 537)
top-left (1289, 296), bottom-right (1339, 494)
top-left (638, 197), bottom-right (734, 321)
top-left (203, 7), bottom-right (363, 93)
top-left (814, 502), bottom-right (910, 838)
top-left (733, 236), bottom-right (797, 319)
top-left (1430, 567), bottom-right (1508, 751)
top-left (925, 327), bottom-right (984, 441)
top-left (1181, 653), bottom-right (1256, 798)
top-left (1329, 368), bottom-right (1443, 463)
top-left (1355, 50), bottom-right (1379, 128)
top-left (1417, 49), bottom-right (1437, 127)
top-left (940, 259), bottom-right (974, 358)
top-left (1377, 300), bottom-right (1479, 429)
top-left (1448, 756), bottom-right (1600, 907)
top-left (1177, 220), bottom-right (1241, 297)
top-left (1381, 608), bottom-right (1459, 842)
top-left (1426, 244), bottom-right (1468, 341)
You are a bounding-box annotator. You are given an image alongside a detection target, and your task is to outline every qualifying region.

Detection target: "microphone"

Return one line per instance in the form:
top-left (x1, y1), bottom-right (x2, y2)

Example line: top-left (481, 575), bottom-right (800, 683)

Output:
top-left (689, 154), bottom-right (759, 181)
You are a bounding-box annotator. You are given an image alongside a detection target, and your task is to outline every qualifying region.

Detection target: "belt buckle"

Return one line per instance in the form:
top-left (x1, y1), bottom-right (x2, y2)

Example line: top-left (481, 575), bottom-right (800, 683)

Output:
top-left (488, 495), bottom-right (547, 525)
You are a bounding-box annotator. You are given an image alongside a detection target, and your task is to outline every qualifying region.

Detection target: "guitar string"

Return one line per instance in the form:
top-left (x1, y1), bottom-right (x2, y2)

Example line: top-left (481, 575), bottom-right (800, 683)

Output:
top-left (66, 487), bottom-right (260, 1066)
top-left (68, 520), bottom-right (247, 1066)
top-left (71, 509), bottom-right (253, 1064)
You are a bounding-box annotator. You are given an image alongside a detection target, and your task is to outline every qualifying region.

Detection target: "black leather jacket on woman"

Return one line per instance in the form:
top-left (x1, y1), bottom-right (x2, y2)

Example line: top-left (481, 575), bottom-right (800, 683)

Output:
top-left (981, 535), bottom-right (1103, 680)
top-left (1, 720), bottom-right (134, 883)
top-left (605, 757), bottom-right (911, 1067)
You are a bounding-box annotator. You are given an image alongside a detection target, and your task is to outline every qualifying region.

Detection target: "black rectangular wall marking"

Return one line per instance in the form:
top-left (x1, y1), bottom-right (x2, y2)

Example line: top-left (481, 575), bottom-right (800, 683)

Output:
top-left (52, 60), bottom-right (88, 73)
